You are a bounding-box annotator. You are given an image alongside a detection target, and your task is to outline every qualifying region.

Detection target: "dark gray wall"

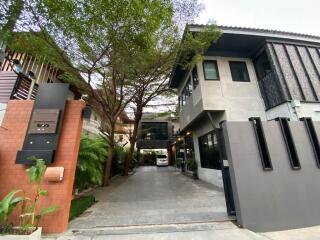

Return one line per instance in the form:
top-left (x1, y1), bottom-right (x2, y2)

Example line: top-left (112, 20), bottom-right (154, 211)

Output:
top-left (264, 42), bottom-right (320, 108)
top-left (222, 120), bottom-right (320, 232)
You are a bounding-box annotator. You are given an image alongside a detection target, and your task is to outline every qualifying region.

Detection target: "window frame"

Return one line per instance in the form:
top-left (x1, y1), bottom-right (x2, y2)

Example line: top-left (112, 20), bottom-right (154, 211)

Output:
top-left (198, 130), bottom-right (221, 170)
top-left (203, 60), bottom-right (220, 81)
top-left (229, 61), bottom-right (250, 82)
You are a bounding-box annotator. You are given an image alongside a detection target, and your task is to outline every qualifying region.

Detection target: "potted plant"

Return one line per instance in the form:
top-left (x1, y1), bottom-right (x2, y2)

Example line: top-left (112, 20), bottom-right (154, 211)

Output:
top-left (186, 157), bottom-right (198, 179)
top-left (0, 159), bottom-right (58, 239)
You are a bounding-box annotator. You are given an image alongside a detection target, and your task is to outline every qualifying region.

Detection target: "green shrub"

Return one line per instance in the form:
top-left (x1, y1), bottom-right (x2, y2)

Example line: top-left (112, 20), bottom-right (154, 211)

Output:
top-left (69, 195), bottom-right (96, 221)
top-left (111, 146), bottom-right (128, 176)
top-left (74, 135), bottom-right (107, 190)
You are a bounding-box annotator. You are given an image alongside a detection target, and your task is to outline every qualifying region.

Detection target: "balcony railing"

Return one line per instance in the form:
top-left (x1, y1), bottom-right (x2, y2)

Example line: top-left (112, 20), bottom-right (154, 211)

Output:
top-left (0, 71), bottom-right (38, 103)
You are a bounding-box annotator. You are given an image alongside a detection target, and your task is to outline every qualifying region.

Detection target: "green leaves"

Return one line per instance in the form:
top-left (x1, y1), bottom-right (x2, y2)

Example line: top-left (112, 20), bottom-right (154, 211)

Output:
top-left (75, 135), bottom-right (108, 189)
top-left (0, 190), bottom-right (24, 224)
top-left (26, 158), bottom-right (46, 185)
top-left (34, 205), bottom-right (59, 225)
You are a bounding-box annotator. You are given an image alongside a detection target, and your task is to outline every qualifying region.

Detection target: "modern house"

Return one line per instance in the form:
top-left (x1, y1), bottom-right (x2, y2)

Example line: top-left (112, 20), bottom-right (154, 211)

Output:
top-left (169, 25), bottom-right (320, 187)
top-left (136, 113), bottom-right (177, 162)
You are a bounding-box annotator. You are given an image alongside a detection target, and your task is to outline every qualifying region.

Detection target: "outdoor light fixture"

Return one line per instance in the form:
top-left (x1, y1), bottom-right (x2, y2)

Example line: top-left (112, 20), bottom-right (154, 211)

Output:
top-left (12, 59), bottom-right (22, 73)
top-left (26, 70), bottom-right (36, 79)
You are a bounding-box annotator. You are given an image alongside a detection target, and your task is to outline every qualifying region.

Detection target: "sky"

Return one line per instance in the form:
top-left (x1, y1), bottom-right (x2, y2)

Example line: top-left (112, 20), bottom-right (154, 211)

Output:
top-left (196, 0), bottom-right (320, 36)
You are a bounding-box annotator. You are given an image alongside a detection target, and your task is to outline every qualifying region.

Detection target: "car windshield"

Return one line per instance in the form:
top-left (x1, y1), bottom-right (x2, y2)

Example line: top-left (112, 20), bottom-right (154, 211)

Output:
top-left (157, 155), bottom-right (167, 158)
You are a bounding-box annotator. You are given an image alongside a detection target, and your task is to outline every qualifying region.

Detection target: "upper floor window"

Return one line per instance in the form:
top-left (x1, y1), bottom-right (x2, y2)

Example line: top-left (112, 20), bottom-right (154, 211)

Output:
top-left (203, 60), bottom-right (219, 80)
top-left (254, 51), bottom-right (272, 81)
top-left (192, 67), bottom-right (199, 88)
top-left (229, 61), bottom-right (250, 82)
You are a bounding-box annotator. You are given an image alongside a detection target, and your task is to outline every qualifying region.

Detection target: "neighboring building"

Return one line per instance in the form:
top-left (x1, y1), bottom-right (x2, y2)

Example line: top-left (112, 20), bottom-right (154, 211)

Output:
top-left (169, 25), bottom-right (320, 187)
top-left (136, 113), bottom-right (178, 160)
top-left (0, 40), bottom-right (105, 136)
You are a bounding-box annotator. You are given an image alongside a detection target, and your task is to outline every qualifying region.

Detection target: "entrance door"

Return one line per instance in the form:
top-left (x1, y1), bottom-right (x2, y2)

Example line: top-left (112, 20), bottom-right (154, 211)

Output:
top-left (216, 128), bottom-right (236, 216)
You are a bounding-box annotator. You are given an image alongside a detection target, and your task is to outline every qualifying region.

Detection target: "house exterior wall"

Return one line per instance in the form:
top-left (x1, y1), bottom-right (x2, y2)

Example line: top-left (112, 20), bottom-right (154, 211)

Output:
top-left (82, 110), bottom-right (102, 136)
top-left (266, 101), bottom-right (320, 121)
top-left (0, 100), bottom-right (84, 233)
top-left (177, 56), bottom-right (267, 186)
top-left (178, 56), bottom-right (267, 130)
top-left (191, 112), bottom-right (225, 187)
top-left (222, 120), bottom-right (320, 232)
top-left (260, 42), bottom-right (320, 108)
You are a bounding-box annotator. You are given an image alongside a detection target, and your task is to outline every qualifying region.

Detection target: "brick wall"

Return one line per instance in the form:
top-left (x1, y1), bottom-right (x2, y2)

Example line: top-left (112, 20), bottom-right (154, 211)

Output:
top-left (0, 100), bottom-right (84, 233)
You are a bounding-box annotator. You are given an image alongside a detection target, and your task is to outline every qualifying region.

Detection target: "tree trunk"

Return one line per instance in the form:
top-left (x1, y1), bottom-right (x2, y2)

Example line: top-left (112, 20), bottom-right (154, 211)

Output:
top-left (122, 112), bottom-right (142, 176)
top-left (104, 127), bottom-right (115, 186)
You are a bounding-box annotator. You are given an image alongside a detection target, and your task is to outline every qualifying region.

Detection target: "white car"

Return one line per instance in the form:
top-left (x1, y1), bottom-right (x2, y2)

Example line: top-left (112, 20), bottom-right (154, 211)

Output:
top-left (156, 154), bottom-right (169, 167)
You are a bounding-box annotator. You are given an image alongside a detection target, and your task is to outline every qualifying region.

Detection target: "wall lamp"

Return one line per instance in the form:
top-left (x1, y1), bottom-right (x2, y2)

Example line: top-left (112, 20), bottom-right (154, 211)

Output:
top-left (12, 59), bottom-right (22, 74)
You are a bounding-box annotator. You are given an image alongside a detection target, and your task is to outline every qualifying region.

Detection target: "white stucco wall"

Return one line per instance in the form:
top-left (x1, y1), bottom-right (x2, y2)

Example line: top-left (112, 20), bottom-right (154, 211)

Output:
top-left (266, 101), bottom-right (320, 121)
top-left (200, 56), bottom-right (267, 121)
top-left (178, 56), bottom-right (267, 130)
top-left (177, 56), bottom-right (268, 187)
top-left (191, 112), bottom-right (225, 188)
top-left (0, 103), bottom-right (7, 126)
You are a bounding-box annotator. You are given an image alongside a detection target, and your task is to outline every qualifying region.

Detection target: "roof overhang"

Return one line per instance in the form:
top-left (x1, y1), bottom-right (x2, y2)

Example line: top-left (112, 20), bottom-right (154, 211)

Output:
top-left (169, 25), bottom-right (320, 88)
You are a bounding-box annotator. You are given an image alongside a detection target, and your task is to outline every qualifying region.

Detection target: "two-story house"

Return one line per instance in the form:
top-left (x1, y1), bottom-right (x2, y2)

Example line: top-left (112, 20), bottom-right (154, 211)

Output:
top-left (169, 25), bottom-right (320, 187)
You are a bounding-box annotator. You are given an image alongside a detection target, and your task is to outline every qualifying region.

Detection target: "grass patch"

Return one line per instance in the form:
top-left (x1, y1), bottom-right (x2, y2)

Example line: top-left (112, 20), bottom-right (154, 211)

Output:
top-left (69, 195), bottom-right (96, 221)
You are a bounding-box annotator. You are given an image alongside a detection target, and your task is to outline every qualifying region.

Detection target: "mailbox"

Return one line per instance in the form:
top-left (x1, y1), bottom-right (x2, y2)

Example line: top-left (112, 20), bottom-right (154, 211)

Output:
top-left (16, 83), bottom-right (69, 165)
top-left (28, 109), bottom-right (60, 134)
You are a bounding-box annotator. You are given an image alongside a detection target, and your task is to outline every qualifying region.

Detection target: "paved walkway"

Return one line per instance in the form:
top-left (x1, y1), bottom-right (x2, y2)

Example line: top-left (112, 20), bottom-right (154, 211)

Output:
top-left (70, 166), bottom-right (231, 229)
top-left (44, 166), bottom-right (320, 239)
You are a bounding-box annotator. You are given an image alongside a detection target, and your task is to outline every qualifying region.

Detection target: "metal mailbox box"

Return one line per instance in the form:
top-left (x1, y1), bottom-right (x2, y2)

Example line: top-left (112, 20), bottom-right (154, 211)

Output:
top-left (28, 109), bottom-right (60, 134)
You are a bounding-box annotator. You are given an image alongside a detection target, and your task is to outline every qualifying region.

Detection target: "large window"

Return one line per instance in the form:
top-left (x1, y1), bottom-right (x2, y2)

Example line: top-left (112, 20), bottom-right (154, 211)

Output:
top-left (229, 61), bottom-right (250, 82)
top-left (198, 131), bottom-right (221, 169)
top-left (203, 60), bottom-right (219, 80)
top-left (141, 122), bottom-right (168, 140)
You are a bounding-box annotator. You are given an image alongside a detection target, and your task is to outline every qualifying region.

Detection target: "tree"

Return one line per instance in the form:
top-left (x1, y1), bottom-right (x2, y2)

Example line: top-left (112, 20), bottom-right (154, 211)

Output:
top-left (0, 0), bottom-right (221, 184)
top-left (0, 0), bottom-right (180, 186)
top-left (121, 13), bottom-right (221, 176)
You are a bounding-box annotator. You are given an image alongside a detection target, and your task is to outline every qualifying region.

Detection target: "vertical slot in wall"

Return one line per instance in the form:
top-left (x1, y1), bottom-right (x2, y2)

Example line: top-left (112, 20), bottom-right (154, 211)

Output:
top-left (249, 117), bottom-right (273, 170)
top-left (277, 118), bottom-right (301, 169)
top-left (301, 117), bottom-right (320, 168)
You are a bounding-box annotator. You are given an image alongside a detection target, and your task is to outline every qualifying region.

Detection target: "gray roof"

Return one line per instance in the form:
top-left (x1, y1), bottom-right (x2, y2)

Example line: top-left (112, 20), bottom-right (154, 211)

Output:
top-left (169, 25), bottom-right (320, 88)
top-left (189, 24), bottom-right (320, 44)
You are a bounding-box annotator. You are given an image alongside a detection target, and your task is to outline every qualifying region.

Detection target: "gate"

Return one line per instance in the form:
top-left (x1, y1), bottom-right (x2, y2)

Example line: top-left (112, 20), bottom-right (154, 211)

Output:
top-left (216, 127), bottom-right (236, 216)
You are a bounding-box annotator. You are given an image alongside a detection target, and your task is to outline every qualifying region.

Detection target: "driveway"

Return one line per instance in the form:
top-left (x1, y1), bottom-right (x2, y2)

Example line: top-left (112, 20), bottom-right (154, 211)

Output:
top-left (69, 166), bottom-right (231, 229)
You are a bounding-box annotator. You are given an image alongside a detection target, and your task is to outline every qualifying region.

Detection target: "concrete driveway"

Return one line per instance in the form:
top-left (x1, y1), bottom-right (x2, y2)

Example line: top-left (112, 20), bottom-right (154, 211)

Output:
top-left (69, 166), bottom-right (231, 229)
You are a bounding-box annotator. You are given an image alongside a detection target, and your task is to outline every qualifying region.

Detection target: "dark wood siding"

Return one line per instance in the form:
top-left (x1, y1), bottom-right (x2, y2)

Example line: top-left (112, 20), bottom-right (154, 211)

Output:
top-left (0, 71), bottom-right (18, 103)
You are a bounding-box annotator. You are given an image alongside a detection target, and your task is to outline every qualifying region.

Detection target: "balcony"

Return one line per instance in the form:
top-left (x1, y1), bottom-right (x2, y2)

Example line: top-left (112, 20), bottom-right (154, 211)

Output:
top-left (0, 71), bottom-right (38, 103)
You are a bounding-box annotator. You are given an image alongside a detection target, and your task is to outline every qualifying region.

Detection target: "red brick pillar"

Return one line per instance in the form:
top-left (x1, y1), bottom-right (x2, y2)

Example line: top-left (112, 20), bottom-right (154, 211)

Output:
top-left (0, 100), bottom-right (84, 233)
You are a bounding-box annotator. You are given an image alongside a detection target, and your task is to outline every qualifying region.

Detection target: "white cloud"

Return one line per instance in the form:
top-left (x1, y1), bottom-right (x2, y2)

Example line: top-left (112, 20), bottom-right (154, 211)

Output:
top-left (196, 0), bottom-right (320, 36)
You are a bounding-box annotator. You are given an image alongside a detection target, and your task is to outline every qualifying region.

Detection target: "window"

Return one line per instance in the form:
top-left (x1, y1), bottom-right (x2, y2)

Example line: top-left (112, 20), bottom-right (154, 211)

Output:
top-left (187, 77), bottom-right (193, 96)
top-left (203, 60), bottom-right (219, 80)
top-left (198, 131), bottom-right (221, 169)
top-left (179, 77), bottom-right (193, 110)
top-left (229, 61), bottom-right (250, 82)
top-left (192, 67), bottom-right (199, 89)
top-left (254, 51), bottom-right (272, 81)
top-left (141, 122), bottom-right (168, 140)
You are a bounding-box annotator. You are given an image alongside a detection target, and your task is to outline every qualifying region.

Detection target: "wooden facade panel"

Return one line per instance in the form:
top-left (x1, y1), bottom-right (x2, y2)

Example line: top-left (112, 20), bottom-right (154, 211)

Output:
top-left (0, 71), bottom-right (18, 103)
